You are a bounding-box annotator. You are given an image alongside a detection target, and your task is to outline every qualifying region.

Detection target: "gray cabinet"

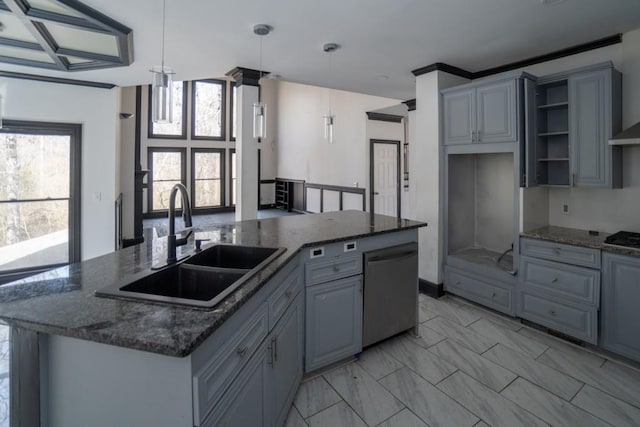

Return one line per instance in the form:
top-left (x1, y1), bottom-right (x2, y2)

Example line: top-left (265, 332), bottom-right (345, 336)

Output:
top-left (203, 343), bottom-right (269, 427)
top-left (570, 67), bottom-right (622, 188)
top-left (601, 252), bottom-right (640, 363)
top-left (305, 275), bottom-right (363, 372)
top-left (443, 80), bottom-right (517, 145)
top-left (518, 239), bottom-right (600, 344)
top-left (267, 293), bottom-right (304, 427)
top-left (533, 62), bottom-right (622, 187)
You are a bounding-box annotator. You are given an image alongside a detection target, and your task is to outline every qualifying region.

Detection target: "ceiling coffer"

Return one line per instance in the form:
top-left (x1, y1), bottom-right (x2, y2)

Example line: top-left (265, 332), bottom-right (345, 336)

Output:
top-left (0, 0), bottom-right (133, 71)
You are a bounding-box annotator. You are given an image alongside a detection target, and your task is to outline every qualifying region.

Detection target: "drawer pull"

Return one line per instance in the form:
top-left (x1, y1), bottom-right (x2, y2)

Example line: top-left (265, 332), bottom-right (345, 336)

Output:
top-left (549, 309), bottom-right (557, 317)
top-left (551, 277), bottom-right (559, 283)
top-left (285, 290), bottom-right (293, 299)
top-left (553, 247), bottom-right (561, 255)
top-left (491, 292), bottom-right (497, 298)
top-left (236, 346), bottom-right (248, 357)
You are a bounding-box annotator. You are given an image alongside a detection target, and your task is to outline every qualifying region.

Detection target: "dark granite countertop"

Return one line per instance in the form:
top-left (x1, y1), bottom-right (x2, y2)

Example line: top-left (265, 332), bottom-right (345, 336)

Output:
top-left (0, 211), bottom-right (425, 357)
top-left (522, 225), bottom-right (640, 257)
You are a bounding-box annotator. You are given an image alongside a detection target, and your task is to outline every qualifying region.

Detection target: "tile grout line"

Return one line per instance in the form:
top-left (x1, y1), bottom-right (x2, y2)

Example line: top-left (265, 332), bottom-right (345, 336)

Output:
top-left (370, 406), bottom-right (406, 427)
top-left (569, 382), bottom-right (587, 403)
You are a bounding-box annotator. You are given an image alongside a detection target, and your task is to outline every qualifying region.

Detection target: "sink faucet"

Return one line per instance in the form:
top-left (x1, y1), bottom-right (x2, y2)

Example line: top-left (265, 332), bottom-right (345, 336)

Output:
top-left (167, 183), bottom-right (193, 263)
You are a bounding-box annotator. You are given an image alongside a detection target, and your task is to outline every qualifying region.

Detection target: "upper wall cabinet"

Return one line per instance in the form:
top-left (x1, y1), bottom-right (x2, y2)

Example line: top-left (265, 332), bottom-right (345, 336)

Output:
top-left (443, 80), bottom-right (518, 145)
top-left (534, 63), bottom-right (622, 188)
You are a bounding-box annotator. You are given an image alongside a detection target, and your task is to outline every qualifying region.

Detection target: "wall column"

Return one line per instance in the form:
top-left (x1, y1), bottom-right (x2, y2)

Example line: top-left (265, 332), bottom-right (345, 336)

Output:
top-left (226, 67), bottom-right (263, 221)
top-left (410, 70), bottom-right (469, 285)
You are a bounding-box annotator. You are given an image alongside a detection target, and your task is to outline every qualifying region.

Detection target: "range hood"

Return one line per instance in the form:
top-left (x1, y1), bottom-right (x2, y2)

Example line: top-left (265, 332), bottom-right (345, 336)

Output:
top-left (609, 122), bottom-right (640, 145)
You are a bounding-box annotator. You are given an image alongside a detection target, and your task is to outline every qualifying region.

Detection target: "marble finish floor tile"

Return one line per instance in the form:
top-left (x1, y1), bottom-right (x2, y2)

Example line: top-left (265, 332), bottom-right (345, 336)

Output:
top-left (538, 348), bottom-right (640, 408)
top-left (407, 324), bottom-right (447, 349)
top-left (437, 371), bottom-right (548, 427)
top-left (420, 296), bottom-right (483, 326)
top-left (379, 367), bottom-right (478, 427)
top-left (379, 336), bottom-right (457, 384)
top-left (469, 318), bottom-right (548, 359)
top-left (293, 376), bottom-right (342, 418)
top-left (423, 316), bottom-right (497, 354)
top-left (285, 405), bottom-right (308, 427)
top-left (518, 327), bottom-right (606, 368)
top-left (446, 296), bottom-right (523, 331)
top-left (323, 362), bottom-right (404, 426)
top-left (418, 303), bottom-right (439, 323)
top-left (474, 422), bottom-right (490, 427)
top-left (500, 378), bottom-right (609, 427)
top-left (572, 384), bottom-right (640, 426)
top-left (428, 340), bottom-right (516, 392)
top-left (306, 401), bottom-right (367, 427)
top-left (356, 345), bottom-right (404, 380)
top-left (483, 344), bottom-right (583, 400)
top-left (376, 408), bottom-right (429, 427)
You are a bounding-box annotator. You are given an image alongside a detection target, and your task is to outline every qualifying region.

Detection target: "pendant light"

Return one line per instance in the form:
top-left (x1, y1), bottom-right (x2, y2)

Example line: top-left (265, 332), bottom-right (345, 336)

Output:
top-left (323, 43), bottom-right (339, 144)
top-left (253, 24), bottom-right (271, 139)
top-left (150, 0), bottom-right (174, 124)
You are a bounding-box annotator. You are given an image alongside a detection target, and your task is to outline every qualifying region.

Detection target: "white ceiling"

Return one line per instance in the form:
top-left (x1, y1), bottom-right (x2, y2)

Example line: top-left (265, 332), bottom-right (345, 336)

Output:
top-left (3, 0), bottom-right (640, 100)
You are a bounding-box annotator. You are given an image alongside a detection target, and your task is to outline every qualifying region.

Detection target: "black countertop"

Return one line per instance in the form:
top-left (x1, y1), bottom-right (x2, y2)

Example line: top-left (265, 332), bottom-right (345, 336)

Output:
top-left (0, 211), bottom-right (425, 357)
top-left (521, 225), bottom-right (640, 257)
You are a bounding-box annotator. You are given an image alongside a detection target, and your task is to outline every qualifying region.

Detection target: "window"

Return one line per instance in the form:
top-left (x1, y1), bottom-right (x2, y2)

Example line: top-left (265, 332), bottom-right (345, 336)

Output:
top-left (231, 82), bottom-right (237, 140)
top-left (192, 79), bottom-right (226, 140)
top-left (148, 81), bottom-right (188, 139)
top-left (191, 149), bottom-right (224, 209)
top-left (148, 148), bottom-right (186, 211)
top-left (230, 149), bottom-right (236, 205)
top-left (0, 120), bottom-right (81, 281)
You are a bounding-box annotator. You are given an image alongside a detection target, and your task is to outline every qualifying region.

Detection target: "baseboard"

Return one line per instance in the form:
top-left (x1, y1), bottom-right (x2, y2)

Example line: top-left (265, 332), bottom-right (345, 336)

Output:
top-left (419, 279), bottom-right (444, 299)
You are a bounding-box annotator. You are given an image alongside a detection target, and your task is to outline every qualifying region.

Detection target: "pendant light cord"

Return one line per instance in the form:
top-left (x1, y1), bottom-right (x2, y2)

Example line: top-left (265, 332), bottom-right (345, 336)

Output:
top-left (328, 50), bottom-right (332, 116)
top-left (161, 0), bottom-right (166, 70)
top-left (258, 35), bottom-right (263, 102)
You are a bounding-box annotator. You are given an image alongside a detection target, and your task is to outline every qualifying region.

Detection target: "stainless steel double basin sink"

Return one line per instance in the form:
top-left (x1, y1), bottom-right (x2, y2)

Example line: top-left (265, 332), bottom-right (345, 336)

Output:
top-left (96, 244), bottom-right (286, 309)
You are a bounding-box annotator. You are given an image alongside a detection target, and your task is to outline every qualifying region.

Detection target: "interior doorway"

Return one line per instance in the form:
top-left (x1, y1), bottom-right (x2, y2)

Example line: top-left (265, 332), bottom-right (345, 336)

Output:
top-left (370, 139), bottom-right (400, 218)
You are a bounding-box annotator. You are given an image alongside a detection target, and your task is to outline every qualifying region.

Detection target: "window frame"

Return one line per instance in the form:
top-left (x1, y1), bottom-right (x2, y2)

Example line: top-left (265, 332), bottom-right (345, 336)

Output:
top-left (190, 148), bottom-right (226, 212)
top-left (229, 148), bottom-right (236, 206)
top-left (0, 120), bottom-right (82, 283)
top-left (191, 79), bottom-right (227, 141)
top-left (147, 81), bottom-right (188, 140)
top-left (230, 82), bottom-right (236, 141)
top-left (146, 147), bottom-right (187, 216)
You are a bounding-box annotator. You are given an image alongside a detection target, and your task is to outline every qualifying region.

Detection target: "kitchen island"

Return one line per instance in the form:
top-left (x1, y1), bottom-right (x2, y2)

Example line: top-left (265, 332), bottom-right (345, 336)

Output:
top-left (0, 211), bottom-right (424, 427)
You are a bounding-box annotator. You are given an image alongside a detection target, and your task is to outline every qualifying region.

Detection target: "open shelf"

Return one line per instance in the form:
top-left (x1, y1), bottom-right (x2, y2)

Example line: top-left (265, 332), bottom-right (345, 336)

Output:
top-left (538, 158), bottom-right (570, 162)
top-left (538, 102), bottom-right (569, 110)
top-left (538, 131), bottom-right (569, 137)
top-left (535, 79), bottom-right (570, 186)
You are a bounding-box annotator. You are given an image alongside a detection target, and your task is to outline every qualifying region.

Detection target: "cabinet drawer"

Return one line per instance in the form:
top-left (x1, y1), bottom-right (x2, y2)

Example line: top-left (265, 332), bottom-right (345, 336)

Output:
top-left (267, 264), bottom-right (302, 330)
top-left (521, 256), bottom-right (600, 306)
top-left (519, 292), bottom-right (597, 344)
top-left (444, 267), bottom-right (514, 315)
top-left (305, 253), bottom-right (362, 286)
top-left (193, 303), bottom-right (268, 425)
top-left (521, 238), bottom-right (601, 269)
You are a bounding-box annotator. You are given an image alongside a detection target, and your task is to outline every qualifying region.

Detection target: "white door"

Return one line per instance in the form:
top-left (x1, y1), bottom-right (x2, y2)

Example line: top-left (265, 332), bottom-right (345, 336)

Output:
top-left (372, 142), bottom-right (398, 217)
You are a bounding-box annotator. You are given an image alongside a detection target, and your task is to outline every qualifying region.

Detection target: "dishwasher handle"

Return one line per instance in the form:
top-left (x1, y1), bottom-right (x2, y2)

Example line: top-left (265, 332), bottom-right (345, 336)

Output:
top-left (366, 250), bottom-right (417, 265)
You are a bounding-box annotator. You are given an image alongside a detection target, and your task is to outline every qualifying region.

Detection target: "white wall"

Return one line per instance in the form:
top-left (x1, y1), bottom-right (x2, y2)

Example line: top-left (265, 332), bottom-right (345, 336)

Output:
top-left (494, 28), bottom-right (640, 234)
top-left (411, 71), bottom-right (468, 284)
top-left (0, 78), bottom-right (118, 260)
top-left (276, 81), bottom-right (400, 200)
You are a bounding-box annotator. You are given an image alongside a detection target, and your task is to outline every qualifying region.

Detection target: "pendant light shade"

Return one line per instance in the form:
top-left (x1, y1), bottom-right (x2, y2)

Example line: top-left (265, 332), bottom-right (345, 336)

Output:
top-left (253, 24), bottom-right (271, 139)
top-left (151, 66), bottom-right (173, 124)
top-left (323, 43), bottom-right (339, 144)
top-left (151, 0), bottom-right (173, 124)
top-left (253, 101), bottom-right (267, 139)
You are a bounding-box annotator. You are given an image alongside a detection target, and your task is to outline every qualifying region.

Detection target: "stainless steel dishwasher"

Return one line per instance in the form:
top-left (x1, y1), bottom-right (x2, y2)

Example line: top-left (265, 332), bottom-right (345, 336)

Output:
top-left (363, 242), bottom-right (419, 347)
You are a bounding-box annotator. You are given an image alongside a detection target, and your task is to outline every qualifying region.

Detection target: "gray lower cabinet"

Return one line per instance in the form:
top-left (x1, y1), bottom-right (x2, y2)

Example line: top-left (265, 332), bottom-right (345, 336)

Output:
top-left (267, 293), bottom-right (304, 427)
top-left (443, 78), bottom-right (518, 145)
top-left (601, 252), bottom-right (640, 362)
top-left (445, 266), bottom-right (515, 315)
top-left (204, 293), bottom-right (304, 427)
top-left (519, 239), bottom-right (601, 344)
top-left (305, 275), bottom-right (363, 372)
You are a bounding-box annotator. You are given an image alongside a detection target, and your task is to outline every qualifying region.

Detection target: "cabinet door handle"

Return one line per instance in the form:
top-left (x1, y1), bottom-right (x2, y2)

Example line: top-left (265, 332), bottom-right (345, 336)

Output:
top-left (477, 130), bottom-right (482, 142)
top-left (236, 346), bottom-right (248, 357)
top-left (551, 277), bottom-right (559, 283)
top-left (472, 130), bottom-right (476, 142)
top-left (273, 336), bottom-right (278, 363)
top-left (285, 290), bottom-right (293, 299)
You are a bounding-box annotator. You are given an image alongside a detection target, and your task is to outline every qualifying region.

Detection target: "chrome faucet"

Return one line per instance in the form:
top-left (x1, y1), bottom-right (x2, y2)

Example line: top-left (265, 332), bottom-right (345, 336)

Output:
top-left (166, 183), bottom-right (193, 263)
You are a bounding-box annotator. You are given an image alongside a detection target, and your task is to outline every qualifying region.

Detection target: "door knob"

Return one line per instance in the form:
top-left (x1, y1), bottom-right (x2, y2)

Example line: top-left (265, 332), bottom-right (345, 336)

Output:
top-left (373, 192), bottom-right (380, 195)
